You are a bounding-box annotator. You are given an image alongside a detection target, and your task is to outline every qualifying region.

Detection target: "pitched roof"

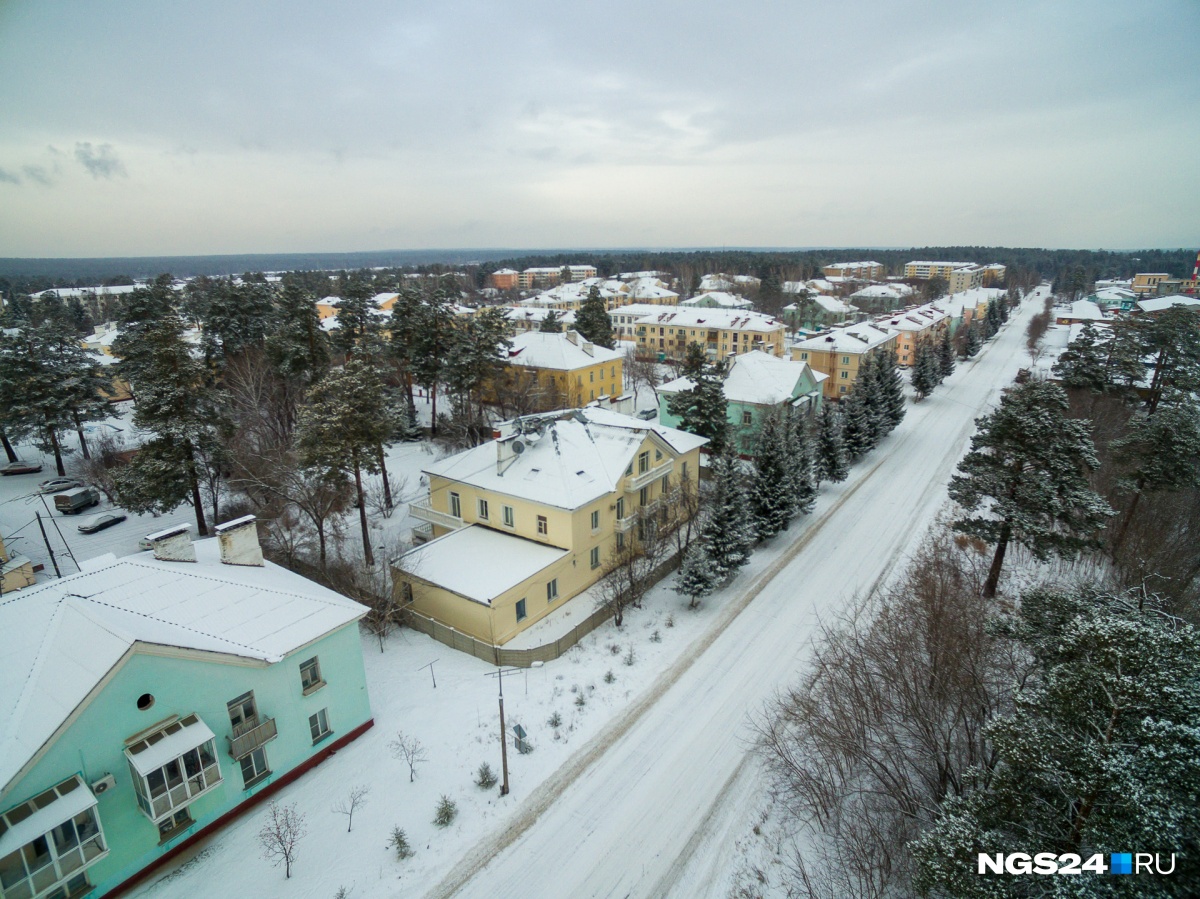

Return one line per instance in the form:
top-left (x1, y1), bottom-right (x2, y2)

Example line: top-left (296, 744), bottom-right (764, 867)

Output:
top-left (0, 539), bottom-right (366, 793)
top-left (660, 350), bottom-right (825, 405)
top-left (505, 331), bottom-right (623, 370)
top-left (681, 291), bottom-right (753, 308)
top-left (792, 322), bottom-right (896, 354)
top-left (400, 526), bottom-right (567, 604)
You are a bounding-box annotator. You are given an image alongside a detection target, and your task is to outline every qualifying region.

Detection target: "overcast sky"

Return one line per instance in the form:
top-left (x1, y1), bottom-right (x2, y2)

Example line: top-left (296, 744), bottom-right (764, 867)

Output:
top-left (1, 0), bottom-right (1197, 257)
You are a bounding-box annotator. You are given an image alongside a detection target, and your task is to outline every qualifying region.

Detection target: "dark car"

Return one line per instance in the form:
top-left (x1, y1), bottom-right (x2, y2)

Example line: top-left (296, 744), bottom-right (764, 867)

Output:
top-left (1, 460), bottom-right (44, 475)
top-left (77, 511), bottom-right (128, 534)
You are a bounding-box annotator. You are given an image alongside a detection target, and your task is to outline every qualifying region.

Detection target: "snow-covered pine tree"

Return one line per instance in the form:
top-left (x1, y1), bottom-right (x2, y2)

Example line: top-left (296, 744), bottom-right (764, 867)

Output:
top-left (984, 298), bottom-right (1002, 338)
top-left (674, 542), bottom-right (721, 608)
top-left (1051, 319), bottom-right (1108, 392)
top-left (909, 341), bottom-right (939, 401)
top-left (936, 327), bottom-right (956, 381)
top-left (875, 349), bottom-right (906, 434)
top-left (948, 380), bottom-right (1113, 597)
top-left (538, 309), bottom-right (563, 333)
top-left (750, 410), bottom-right (795, 540)
top-left (788, 412), bottom-right (817, 515)
top-left (666, 352), bottom-right (729, 454)
top-left (703, 450), bottom-right (755, 578)
top-left (574, 286), bottom-right (615, 349)
top-left (963, 322), bottom-right (983, 358)
top-left (815, 403), bottom-right (848, 484)
top-left (840, 387), bottom-right (875, 460)
top-left (913, 586), bottom-right (1200, 899)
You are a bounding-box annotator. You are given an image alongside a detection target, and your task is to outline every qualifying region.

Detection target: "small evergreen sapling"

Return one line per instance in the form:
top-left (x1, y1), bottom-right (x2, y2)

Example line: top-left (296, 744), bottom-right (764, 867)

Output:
top-left (433, 796), bottom-right (458, 828)
top-left (475, 763), bottom-right (498, 789)
top-left (388, 826), bottom-right (414, 860)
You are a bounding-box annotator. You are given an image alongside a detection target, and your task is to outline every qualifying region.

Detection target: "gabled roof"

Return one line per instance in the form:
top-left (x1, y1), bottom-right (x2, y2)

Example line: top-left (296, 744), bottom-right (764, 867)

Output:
top-left (681, 291), bottom-right (752, 308)
top-left (1136, 296), bottom-right (1200, 313)
top-left (0, 540), bottom-right (366, 793)
top-left (423, 409), bottom-right (706, 510)
top-left (659, 350), bottom-right (823, 405)
top-left (504, 331), bottom-right (623, 370)
top-left (792, 322), bottom-right (895, 354)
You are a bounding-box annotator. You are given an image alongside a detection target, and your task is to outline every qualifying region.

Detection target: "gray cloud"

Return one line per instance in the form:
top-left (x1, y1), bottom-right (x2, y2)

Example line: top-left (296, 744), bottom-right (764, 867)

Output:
top-left (74, 142), bottom-right (127, 179)
top-left (20, 165), bottom-right (55, 187)
top-left (0, 167), bottom-right (20, 185)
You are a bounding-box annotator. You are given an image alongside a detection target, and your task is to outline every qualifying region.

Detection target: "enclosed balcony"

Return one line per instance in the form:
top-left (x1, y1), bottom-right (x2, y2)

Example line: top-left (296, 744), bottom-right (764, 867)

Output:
top-left (124, 715), bottom-right (222, 824)
top-left (0, 776), bottom-right (107, 899)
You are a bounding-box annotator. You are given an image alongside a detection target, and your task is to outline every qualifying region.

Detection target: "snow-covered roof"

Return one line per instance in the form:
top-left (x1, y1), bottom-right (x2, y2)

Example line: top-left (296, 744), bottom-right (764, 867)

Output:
top-left (626, 307), bottom-right (784, 332)
top-left (503, 307), bottom-right (577, 326)
top-left (698, 274), bottom-right (734, 292)
top-left (882, 303), bottom-right (952, 332)
top-left (907, 260), bottom-right (976, 268)
top-left (523, 278), bottom-right (622, 307)
top-left (505, 331), bottom-right (622, 370)
top-left (659, 351), bottom-right (824, 406)
top-left (681, 291), bottom-right (753, 309)
top-left (1136, 296), bottom-right (1200, 314)
top-left (810, 295), bottom-right (859, 314)
top-left (792, 322), bottom-right (895, 354)
top-left (849, 284), bottom-right (912, 301)
top-left (1091, 287), bottom-right (1136, 302)
top-left (825, 261), bottom-right (883, 272)
top-left (625, 278), bottom-right (679, 301)
top-left (1057, 300), bottom-right (1107, 321)
top-left (0, 538), bottom-right (366, 792)
top-left (400, 526), bottom-right (567, 605)
top-left (423, 409), bottom-right (706, 511)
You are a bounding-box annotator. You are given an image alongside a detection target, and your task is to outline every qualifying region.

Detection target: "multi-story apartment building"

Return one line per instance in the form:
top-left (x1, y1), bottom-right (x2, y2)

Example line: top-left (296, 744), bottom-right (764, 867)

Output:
top-left (630, 307), bottom-right (787, 361)
top-left (514, 266), bottom-right (598, 289)
top-left (822, 261), bottom-right (886, 280)
top-left (489, 330), bottom-right (624, 411)
top-left (880, 303), bottom-right (953, 366)
top-left (903, 261), bottom-right (977, 281)
top-left (791, 322), bottom-right (898, 398)
top-left (1131, 272), bottom-right (1172, 296)
top-left (519, 278), bottom-right (626, 311)
top-left (489, 269), bottom-right (520, 290)
top-left (399, 409), bottom-right (706, 644)
top-left (981, 264), bottom-right (1007, 286)
top-left (623, 278), bottom-right (679, 305)
top-left (948, 265), bottom-right (987, 294)
top-left (504, 307), bottom-right (577, 333)
top-left (681, 291), bottom-right (752, 310)
top-left (0, 517), bottom-right (373, 899)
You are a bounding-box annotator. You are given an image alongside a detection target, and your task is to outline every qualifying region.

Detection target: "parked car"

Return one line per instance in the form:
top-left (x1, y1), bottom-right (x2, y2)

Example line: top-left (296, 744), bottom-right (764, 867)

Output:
top-left (636, 408), bottom-right (658, 420)
top-left (54, 486), bottom-right (101, 514)
top-left (1, 460), bottom-right (44, 475)
top-left (78, 511), bottom-right (128, 534)
top-left (39, 477), bottom-right (84, 494)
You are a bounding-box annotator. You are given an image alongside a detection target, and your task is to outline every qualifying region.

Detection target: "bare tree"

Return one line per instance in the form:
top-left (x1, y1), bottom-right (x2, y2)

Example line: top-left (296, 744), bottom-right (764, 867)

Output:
top-left (388, 732), bottom-right (428, 782)
top-left (258, 801), bottom-right (308, 879)
top-left (66, 430), bottom-right (122, 502)
top-left (331, 785), bottom-right (370, 833)
top-left (595, 508), bottom-right (670, 627)
top-left (623, 348), bottom-right (661, 404)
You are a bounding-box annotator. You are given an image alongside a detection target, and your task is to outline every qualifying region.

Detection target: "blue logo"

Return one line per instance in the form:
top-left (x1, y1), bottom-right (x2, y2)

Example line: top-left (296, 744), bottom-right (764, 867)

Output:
top-left (1111, 853), bottom-right (1132, 875)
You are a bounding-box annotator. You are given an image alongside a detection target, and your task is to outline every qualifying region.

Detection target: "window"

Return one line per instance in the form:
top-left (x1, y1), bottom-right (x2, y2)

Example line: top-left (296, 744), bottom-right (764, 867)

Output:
top-left (639, 486), bottom-right (649, 507)
top-left (478, 498), bottom-right (489, 520)
top-left (742, 410), bottom-right (753, 425)
top-left (590, 547), bottom-right (600, 569)
top-left (227, 692), bottom-right (257, 731)
top-left (156, 808), bottom-right (192, 840)
top-left (840, 385), bottom-right (847, 394)
top-left (547, 579), bottom-right (559, 601)
top-left (503, 505), bottom-right (515, 527)
top-left (590, 370), bottom-right (594, 382)
top-left (515, 599), bottom-right (527, 622)
top-left (126, 717), bottom-right (222, 824)
top-left (299, 657), bottom-right (323, 693)
top-left (0, 779), bottom-right (107, 899)
top-left (800, 352), bottom-right (809, 360)
top-left (655, 449), bottom-right (662, 460)
top-left (615, 497), bottom-right (625, 519)
top-left (842, 355), bottom-right (850, 364)
top-left (537, 515), bottom-right (548, 535)
top-left (616, 532), bottom-right (625, 549)
top-left (309, 709), bottom-right (332, 744)
top-left (661, 474), bottom-right (670, 493)
top-left (840, 371), bottom-right (849, 379)
top-left (638, 451), bottom-right (650, 473)
top-left (239, 747), bottom-right (270, 787)
top-left (590, 510), bottom-right (600, 531)
top-left (449, 492), bottom-right (461, 519)
top-left (680, 461), bottom-right (688, 479)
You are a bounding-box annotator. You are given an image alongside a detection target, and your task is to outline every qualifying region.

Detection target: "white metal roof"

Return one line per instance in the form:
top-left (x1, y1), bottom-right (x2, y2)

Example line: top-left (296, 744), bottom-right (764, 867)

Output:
top-left (401, 526), bottom-right (568, 604)
top-left (505, 331), bottom-right (623, 370)
top-left (126, 717), bottom-right (216, 776)
top-left (0, 776), bottom-right (97, 856)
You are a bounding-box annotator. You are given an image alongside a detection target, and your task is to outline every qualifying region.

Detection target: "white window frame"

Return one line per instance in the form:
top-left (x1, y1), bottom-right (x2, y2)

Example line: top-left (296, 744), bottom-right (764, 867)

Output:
top-left (503, 505), bottom-right (515, 527)
top-left (547, 579), bottom-right (558, 601)
top-left (299, 657), bottom-right (323, 694)
top-left (309, 709), bottom-right (332, 745)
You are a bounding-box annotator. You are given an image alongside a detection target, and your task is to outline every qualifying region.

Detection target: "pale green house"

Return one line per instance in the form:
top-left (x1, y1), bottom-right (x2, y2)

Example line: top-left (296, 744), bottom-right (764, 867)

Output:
top-left (0, 517), bottom-right (373, 899)
top-left (658, 350), bottom-right (826, 456)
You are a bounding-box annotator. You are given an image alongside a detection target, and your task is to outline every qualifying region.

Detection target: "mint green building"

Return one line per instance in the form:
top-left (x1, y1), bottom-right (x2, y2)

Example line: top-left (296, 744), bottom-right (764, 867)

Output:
top-left (658, 350), bottom-right (826, 456)
top-left (0, 517), bottom-right (372, 899)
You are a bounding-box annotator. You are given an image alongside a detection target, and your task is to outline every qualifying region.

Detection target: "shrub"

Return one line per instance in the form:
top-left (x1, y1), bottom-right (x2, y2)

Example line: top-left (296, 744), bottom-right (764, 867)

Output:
top-left (388, 826), bottom-right (414, 860)
top-left (650, 629), bottom-right (662, 643)
top-left (623, 646), bottom-right (636, 666)
top-left (547, 711), bottom-right (562, 728)
top-left (474, 763), bottom-right (497, 789)
top-left (574, 693), bottom-right (586, 708)
top-left (433, 796), bottom-right (457, 828)
top-left (604, 669), bottom-right (616, 684)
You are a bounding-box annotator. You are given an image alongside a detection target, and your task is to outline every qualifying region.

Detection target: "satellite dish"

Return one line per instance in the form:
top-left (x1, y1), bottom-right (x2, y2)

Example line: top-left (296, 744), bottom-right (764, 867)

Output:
top-left (511, 440), bottom-right (526, 454)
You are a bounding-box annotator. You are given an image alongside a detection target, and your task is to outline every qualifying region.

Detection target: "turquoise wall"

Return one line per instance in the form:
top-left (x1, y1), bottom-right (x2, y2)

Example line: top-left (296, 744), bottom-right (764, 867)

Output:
top-left (1, 623), bottom-right (371, 897)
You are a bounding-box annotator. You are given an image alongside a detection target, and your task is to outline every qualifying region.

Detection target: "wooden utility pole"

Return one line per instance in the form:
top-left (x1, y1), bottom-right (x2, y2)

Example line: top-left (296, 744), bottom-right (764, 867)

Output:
top-left (485, 667), bottom-right (522, 796)
top-left (35, 512), bottom-right (61, 578)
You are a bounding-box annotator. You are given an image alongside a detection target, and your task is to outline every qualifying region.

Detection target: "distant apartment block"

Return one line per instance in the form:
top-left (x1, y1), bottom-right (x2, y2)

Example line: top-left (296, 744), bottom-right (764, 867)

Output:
top-left (631, 307), bottom-right (787, 361)
top-left (1131, 272), bottom-right (1172, 296)
top-left (903, 261), bottom-right (976, 281)
top-left (822, 261), bottom-right (886, 280)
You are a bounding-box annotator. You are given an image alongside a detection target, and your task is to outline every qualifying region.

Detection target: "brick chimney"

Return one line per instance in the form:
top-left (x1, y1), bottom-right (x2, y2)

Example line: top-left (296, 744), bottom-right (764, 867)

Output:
top-left (214, 515), bottom-right (263, 567)
top-left (146, 524), bottom-right (195, 562)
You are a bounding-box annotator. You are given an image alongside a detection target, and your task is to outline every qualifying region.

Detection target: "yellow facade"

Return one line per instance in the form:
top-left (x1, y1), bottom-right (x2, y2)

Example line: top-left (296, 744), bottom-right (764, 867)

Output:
top-left (491, 355), bottom-right (624, 410)
top-left (1132, 273), bottom-right (1171, 296)
top-left (0, 534), bottom-right (35, 594)
top-left (636, 322), bottom-right (785, 361)
top-left (791, 332), bottom-right (899, 399)
top-left (397, 433), bottom-right (701, 645)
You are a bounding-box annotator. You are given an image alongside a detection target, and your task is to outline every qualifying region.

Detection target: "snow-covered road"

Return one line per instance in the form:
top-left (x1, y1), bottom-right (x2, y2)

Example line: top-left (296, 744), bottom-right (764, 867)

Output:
top-left (428, 290), bottom-right (1047, 899)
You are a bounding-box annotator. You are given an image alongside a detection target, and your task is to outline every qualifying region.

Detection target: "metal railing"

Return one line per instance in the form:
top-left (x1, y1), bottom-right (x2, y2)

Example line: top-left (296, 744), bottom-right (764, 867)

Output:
top-left (408, 498), bottom-right (465, 531)
top-left (228, 717), bottom-right (277, 760)
top-left (626, 459), bottom-right (673, 492)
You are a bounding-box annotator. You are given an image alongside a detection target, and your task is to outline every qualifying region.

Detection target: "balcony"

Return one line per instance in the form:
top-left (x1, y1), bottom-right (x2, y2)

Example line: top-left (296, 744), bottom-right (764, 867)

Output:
top-left (408, 497), bottom-right (465, 532)
top-left (626, 459), bottom-right (673, 492)
top-left (228, 716), bottom-right (278, 760)
top-left (615, 512), bottom-right (638, 533)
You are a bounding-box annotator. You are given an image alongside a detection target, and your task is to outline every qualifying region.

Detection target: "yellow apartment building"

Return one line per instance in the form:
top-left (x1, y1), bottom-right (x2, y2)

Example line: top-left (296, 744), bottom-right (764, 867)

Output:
top-left (489, 330), bottom-right (624, 411)
top-left (823, 261), bottom-right (885, 280)
top-left (396, 409), bottom-right (706, 645)
top-left (904, 260), bottom-right (977, 280)
top-left (879, 304), bottom-right (952, 366)
top-left (948, 265), bottom-right (986, 294)
top-left (632, 307), bottom-right (787, 361)
top-left (791, 322), bottom-right (898, 399)
top-left (0, 533), bottom-right (35, 594)
top-left (1131, 273), bottom-right (1171, 296)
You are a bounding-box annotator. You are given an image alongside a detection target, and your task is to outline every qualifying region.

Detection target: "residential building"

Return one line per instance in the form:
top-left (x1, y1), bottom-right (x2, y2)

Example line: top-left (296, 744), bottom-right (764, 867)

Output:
top-left (489, 269), bottom-right (520, 290)
top-left (0, 517), bottom-right (373, 899)
top-left (847, 283), bottom-right (914, 312)
top-left (783, 295), bottom-right (861, 331)
top-left (1131, 272), bottom-right (1171, 296)
top-left (948, 265), bottom-right (987, 294)
top-left (681, 291), bottom-right (752, 310)
top-left (489, 330), bottom-right (624, 411)
top-left (657, 351), bottom-right (826, 455)
top-left (1089, 286), bottom-right (1137, 312)
top-left (903, 261), bottom-right (977, 281)
top-left (398, 409), bottom-right (706, 644)
top-left (520, 278), bottom-right (625, 311)
top-left (515, 266), bottom-right (597, 289)
top-left (790, 322), bottom-right (898, 399)
top-left (822, 261), bottom-right (885, 280)
top-left (631, 307), bottom-right (787, 361)
top-left (981, 264), bottom-right (1007, 286)
top-left (879, 303), bottom-right (953, 366)
top-left (0, 532), bottom-right (34, 594)
top-left (504, 307), bottom-right (577, 333)
top-left (623, 278), bottom-right (679, 306)
top-left (1055, 299), bottom-right (1108, 325)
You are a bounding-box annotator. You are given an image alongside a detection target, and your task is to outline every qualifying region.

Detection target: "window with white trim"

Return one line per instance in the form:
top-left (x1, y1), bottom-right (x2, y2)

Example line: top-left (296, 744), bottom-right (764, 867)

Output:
top-left (0, 777), bottom-right (107, 899)
top-left (477, 498), bottom-right (489, 520)
top-left (590, 547), bottom-right (600, 569)
top-left (239, 747), bottom-right (270, 788)
top-left (590, 510), bottom-right (599, 531)
top-left (503, 505), bottom-right (515, 527)
top-left (547, 579), bottom-right (559, 601)
top-left (309, 709), bottom-right (332, 744)
top-left (299, 657), bottom-right (323, 693)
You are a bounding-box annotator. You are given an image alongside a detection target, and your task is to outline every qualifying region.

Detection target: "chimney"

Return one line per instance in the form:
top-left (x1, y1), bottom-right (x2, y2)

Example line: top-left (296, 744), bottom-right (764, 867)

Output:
top-left (146, 524), bottom-right (195, 562)
top-left (582, 341), bottom-right (594, 356)
top-left (214, 515), bottom-right (263, 567)
top-left (564, 330), bottom-right (578, 345)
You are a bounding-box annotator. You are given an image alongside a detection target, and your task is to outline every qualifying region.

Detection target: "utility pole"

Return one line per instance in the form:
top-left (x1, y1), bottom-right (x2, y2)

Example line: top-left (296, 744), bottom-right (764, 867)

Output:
top-left (484, 666), bottom-right (523, 796)
top-left (35, 512), bottom-right (61, 578)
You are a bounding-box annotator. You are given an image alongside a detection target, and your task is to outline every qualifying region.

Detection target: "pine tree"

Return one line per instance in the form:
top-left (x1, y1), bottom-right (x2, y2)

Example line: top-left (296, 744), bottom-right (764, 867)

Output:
top-left (330, 273), bottom-right (382, 357)
top-left (788, 413), bottom-right (817, 515)
top-left (936, 327), bottom-right (956, 381)
top-left (949, 380), bottom-right (1113, 597)
top-left (910, 341), bottom-right (939, 401)
top-left (411, 286), bottom-right (459, 436)
top-left (297, 358), bottom-right (395, 565)
top-left (268, 282), bottom-right (329, 386)
top-left (1051, 319), bottom-right (1108, 392)
top-left (702, 451), bottom-right (755, 579)
top-left (856, 353), bottom-right (886, 446)
top-left (815, 403), bottom-right (848, 484)
top-left (963, 322), bottom-right (983, 358)
top-left (749, 411), bottom-right (795, 540)
top-left (873, 349), bottom-right (906, 434)
top-left (538, 309), bottom-right (563, 333)
top-left (914, 586), bottom-right (1200, 899)
top-left (840, 388), bottom-right (874, 462)
top-left (666, 356), bottom-right (729, 454)
top-left (574, 286), bottom-right (615, 349)
top-left (202, 278), bottom-right (276, 362)
top-left (984, 298), bottom-right (1002, 338)
top-left (674, 543), bottom-right (721, 608)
